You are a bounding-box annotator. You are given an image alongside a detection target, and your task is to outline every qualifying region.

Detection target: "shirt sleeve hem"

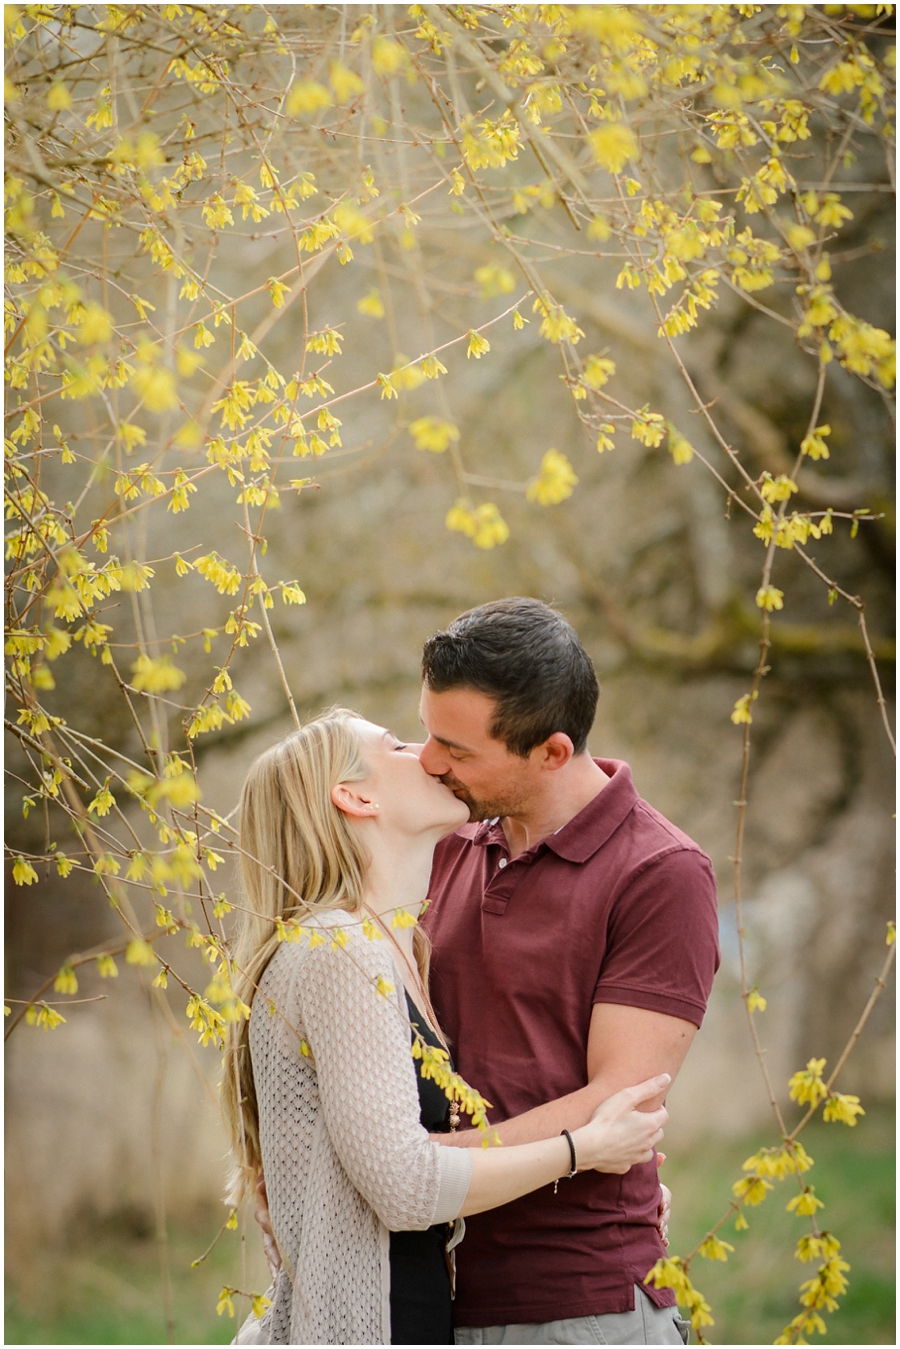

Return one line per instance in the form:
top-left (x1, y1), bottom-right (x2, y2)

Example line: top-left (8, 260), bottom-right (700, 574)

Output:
top-left (432, 1145), bottom-right (473, 1223)
top-left (593, 983), bottom-right (707, 1027)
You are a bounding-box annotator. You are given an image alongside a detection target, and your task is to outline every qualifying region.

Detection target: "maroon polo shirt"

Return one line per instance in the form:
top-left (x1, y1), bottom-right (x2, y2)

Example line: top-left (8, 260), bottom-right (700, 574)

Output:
top-left (424, 759), bottom-right (720, 1327)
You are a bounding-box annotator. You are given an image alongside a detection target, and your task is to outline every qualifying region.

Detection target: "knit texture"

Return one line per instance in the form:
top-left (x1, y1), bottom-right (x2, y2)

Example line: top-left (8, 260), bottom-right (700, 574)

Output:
top-left (236, 910), bottom-right (472, 1346)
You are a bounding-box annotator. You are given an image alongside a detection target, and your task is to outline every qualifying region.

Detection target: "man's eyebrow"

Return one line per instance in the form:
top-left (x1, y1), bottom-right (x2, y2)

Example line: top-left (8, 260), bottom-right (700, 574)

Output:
top-left (431, 732), bottom-right (472, 752)
top-left (416, 713), bottom-right (471, 752)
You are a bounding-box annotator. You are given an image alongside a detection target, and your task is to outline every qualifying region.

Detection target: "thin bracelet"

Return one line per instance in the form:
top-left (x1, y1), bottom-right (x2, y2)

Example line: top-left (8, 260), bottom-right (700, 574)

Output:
top-left (553, 1129), bottom-right (578, 1194)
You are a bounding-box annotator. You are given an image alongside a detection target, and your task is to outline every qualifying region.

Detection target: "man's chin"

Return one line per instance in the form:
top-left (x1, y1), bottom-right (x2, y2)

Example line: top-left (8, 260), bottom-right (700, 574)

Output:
top-left (458, 796), bottom-right (497, 823)
top-left (441, 777), bottom-right (501, 823)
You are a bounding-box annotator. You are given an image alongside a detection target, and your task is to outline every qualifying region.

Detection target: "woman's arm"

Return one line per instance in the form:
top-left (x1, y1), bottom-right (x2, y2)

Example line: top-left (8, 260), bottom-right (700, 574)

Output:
top-left (458, 1075), bottom-right (669, 1217)
top-left (295, 931), bottom-right (471, 1231)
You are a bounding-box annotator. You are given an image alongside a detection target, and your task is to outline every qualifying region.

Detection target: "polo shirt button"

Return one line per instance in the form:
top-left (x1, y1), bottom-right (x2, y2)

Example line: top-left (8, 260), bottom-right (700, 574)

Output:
top-left (498, 857), bottom-right (507, 868)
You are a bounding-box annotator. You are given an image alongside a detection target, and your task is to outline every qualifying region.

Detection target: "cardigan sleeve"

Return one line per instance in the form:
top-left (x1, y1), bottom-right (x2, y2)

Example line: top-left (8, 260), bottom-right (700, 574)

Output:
top-left (292, 925), bottom-right (472, 1231)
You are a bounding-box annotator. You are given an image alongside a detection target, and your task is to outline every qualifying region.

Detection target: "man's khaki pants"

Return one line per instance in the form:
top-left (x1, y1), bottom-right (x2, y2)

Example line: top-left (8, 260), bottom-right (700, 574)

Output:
top-left (454, 1285), bottom-right (690, 1346)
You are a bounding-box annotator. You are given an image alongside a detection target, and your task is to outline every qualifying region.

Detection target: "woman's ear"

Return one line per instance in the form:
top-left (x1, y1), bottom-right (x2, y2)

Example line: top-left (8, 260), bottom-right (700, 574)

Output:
top-left (331, 783), bottom-right (379, 818)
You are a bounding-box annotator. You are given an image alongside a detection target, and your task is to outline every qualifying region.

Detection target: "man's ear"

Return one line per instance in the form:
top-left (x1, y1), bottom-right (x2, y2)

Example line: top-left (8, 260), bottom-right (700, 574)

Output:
top-left (539, 733), bottom-right (575, 771)
top-left (331, 783), bottom-right (378, 818)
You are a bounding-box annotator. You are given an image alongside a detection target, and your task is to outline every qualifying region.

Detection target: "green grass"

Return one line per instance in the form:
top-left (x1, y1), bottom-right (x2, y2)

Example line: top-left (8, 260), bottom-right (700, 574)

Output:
top-left (663, 1106), bottom-right (895, 1345)
top-left (5, 1112), bottom-right (894, 1344)
top-left (5, 1207), bottom-right (270, 1345)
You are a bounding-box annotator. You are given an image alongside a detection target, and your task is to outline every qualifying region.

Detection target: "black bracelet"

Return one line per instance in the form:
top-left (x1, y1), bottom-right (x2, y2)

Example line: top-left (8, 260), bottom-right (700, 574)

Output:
top-left (561, 1129), bottom-right (578, 1177)
top-left (554, 1129), bottom-right (578, 1193)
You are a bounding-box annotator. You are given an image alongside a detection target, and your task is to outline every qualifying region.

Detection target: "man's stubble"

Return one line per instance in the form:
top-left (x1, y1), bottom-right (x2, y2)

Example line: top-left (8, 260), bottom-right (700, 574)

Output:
top-left (439, 771), bottom-right (529, 824)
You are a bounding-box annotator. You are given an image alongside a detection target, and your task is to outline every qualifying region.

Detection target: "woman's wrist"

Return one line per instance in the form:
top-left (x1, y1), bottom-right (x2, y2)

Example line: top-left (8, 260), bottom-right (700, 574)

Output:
top-left (568, 1123), bottom-right (592, 1172)
top-left (559, 1128), bottom-right (578, 1177)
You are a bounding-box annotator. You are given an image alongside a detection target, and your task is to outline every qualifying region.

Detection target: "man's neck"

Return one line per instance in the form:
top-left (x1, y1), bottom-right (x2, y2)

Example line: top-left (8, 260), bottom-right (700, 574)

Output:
top-left (500, 755), bottom-right (611, 858)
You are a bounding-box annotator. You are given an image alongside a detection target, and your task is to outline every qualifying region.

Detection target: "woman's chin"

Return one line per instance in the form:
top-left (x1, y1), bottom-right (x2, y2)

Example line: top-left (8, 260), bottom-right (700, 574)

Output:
top-left (443, 799), bottom-right (472, 832)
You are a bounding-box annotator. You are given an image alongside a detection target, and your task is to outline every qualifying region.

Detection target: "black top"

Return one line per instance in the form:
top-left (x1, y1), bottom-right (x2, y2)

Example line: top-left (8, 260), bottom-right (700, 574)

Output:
top-left (388, 992), bottom-right (455, 1346)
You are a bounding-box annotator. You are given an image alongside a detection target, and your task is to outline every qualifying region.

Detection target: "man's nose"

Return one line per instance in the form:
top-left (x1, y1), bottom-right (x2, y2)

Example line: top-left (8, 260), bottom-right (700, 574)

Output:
top-left (416, 737), bottom-right (445, 775)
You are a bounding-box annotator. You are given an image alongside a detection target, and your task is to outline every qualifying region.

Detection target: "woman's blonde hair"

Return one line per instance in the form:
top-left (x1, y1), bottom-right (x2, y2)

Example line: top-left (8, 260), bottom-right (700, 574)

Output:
top-left (221, 707), bottom-right (433, 1205)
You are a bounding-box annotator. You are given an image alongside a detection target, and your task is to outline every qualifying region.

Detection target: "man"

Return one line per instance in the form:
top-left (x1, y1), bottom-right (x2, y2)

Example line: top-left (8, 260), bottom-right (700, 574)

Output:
top-left (416, 598), bottom-right (719, 1346)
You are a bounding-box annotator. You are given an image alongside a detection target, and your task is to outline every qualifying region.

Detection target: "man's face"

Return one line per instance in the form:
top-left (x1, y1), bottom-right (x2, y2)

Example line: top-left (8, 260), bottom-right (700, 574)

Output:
top-left (416, 685), bottom-right (540, 822)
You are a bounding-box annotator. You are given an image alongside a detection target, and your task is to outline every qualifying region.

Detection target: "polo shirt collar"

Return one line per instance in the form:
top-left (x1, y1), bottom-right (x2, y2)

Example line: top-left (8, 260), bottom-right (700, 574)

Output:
top-left (471, 760), bottom-right (638, 864)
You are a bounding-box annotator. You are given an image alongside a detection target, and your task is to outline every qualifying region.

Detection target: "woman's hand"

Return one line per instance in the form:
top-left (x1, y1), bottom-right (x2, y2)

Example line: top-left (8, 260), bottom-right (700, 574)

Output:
top-left (571, 1075), bottom-right (670, 1175)
top-left (658, 1180), bottom-right (672, 1246)
top-left (255, 1176), bottom-right (282, 1278)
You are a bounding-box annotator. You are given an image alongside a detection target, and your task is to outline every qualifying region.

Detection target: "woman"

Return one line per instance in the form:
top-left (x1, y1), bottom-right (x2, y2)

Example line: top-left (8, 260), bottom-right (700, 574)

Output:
top-left (223, 710), bottom-right (669, 1346)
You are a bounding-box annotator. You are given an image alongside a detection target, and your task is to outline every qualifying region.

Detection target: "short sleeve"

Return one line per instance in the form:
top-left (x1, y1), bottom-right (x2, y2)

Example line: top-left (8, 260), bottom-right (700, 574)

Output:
top-left (593, 848), bottom-right (720, 1027)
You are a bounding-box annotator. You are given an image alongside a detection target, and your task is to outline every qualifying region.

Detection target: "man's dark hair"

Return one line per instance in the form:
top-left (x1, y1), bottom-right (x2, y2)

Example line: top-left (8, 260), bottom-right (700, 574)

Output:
top-left (421, 597), bottom-right (598, 757)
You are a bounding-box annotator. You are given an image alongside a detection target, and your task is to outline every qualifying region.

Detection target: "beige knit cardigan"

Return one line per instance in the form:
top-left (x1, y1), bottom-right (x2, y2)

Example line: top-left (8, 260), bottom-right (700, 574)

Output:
top-left (235, 909), bottom-right (472, 1346)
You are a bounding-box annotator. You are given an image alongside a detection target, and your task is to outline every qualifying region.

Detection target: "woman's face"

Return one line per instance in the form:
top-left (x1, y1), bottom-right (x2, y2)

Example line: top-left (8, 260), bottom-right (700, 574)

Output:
top-left (350, 720), bottom-right (470, 838)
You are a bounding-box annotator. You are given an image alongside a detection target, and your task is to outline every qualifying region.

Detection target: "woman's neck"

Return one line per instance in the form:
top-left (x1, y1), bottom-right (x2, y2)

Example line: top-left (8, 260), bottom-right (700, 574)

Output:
top-left (360, 829), bottom-right (437, 927)
top-left (357, 830), bottom-right (438, 1001)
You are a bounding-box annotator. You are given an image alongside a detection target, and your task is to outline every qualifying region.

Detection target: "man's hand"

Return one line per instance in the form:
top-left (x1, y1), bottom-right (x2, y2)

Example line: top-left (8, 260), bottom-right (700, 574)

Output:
top-left (255, 1175), bottom-right (281, 1279)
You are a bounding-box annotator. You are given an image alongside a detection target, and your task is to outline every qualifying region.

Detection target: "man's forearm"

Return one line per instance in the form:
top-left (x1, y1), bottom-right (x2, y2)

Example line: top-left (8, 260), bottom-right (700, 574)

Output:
top-left (434, 1005), bottom-right (696, 1149)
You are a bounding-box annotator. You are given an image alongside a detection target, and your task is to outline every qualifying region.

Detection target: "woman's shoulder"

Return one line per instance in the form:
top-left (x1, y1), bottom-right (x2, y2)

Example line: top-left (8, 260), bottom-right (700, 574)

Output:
top-left (262, 911), bottom-right (397, 986)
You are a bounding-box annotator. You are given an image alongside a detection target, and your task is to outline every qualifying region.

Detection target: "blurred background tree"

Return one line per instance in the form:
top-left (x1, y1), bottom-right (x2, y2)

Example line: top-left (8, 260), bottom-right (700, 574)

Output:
top-left (4, 4), bottom-right (894, 1343)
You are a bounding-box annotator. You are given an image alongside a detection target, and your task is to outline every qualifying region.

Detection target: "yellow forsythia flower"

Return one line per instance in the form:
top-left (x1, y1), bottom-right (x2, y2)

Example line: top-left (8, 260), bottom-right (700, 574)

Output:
top-left (126, 938), bottom-right (157, 967)
top-left (54, 965), bottom-right (78, 995)
top-left (130, 654), bottom-right (187, 693)
top-left (760, 473), bottom-right (798, 503)
top-left (755, 585), bottom-right (784, 612)
top-left (786, 1187), bottom-right (825, 1216)
top-left (667, 424), bottom-right (694, 465)
top-left (582, 355), bottom-right (615, 389)
top-left (801, 425), bottom-right (831, 460)
top-left (216, 1287), bottom-right (236, 1318)
top-left (526, 449), bottom-right (578, 506)
top-left (788, 1057), bottom-right (827, 1106)
top-left (408, 418), bottom-right (460, 453)
top-left (446, 501), bottom-right (509, 549)
top-left (822, 1092), bottom-right (865, 1126)
top-left (329, 61), bottom-right (364, 103)
top-left (13, 857), bottom-right (39, 885)
top-left (732, 1174), bottom-right (773, 1206)
top-left (589, 124), bottom-right (639, 173)
top-left (287, 81), bottom-right (330, 116)
top-left (357, 289), bottom-right (385, 318)
top-left (699, 1235), bottom-right (734, 1262)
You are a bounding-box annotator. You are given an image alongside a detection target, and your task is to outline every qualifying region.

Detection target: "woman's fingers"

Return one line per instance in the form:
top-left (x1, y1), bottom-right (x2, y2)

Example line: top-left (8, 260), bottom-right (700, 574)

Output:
top-left (658, 1181), bottom-right (673, 1247)
top-left (613, 1073), bottom-right (672, 1111)
top-left (578, 1080), bottom-right (672, 1174)
top-left (254, 1178), bottom-right (282, 1277)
